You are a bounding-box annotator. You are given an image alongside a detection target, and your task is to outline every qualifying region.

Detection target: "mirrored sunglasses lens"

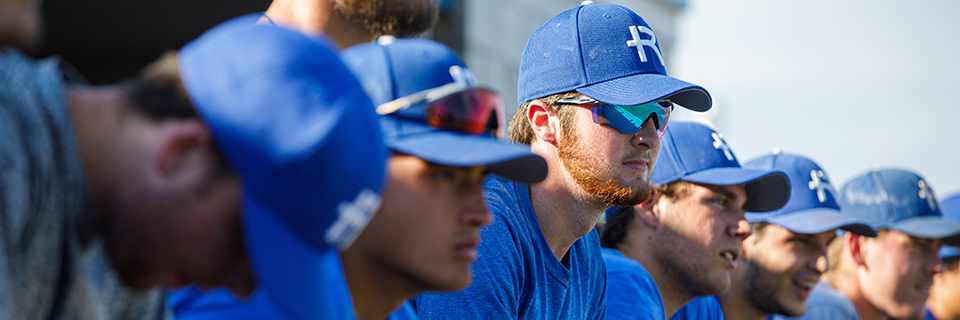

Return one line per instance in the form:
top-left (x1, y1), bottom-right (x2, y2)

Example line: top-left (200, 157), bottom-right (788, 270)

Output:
top-left (595, 102), bottom-right (670, 135)
top-left (425, 89), bottom-right (502, 135)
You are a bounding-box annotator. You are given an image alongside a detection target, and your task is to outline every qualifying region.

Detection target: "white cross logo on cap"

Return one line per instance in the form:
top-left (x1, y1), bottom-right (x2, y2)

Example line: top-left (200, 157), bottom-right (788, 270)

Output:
top-left (449, 65), bottom-right (477, 87)
top-left (712, 132), bottom-right (734, 161)
top-left (626, 25), bottom-right (664, 66)
top-left (918, 180), bottom-right (938, 211)
top-left (325, 188), bottom-right (382, 250)
top-left (808, 170), bottom-right (836, 203)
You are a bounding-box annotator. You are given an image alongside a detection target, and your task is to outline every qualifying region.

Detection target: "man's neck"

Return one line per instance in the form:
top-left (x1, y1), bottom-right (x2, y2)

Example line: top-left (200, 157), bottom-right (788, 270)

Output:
top-left (824, 271), bottom-right (885, 320)
top-left (528, 176), bottom-right (606, 262)
top-left (618, 241), bottom-right (691, 318)
top-left (264, 0), bottom-right (374, 48)
top-left (339, 251), bottom-right (413, 320)
top-left (719, 280), bottom-right (768, 320)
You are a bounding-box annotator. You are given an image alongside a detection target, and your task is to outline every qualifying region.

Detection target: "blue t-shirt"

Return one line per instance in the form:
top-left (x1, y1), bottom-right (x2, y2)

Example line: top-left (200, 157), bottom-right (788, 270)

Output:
top-left (414, 176), bottom-right (607, 319)
top-left (670, 295), bottom-right (723, 320)
top-left (602, 247), bottom-right (665, 320)
top-left (772, 281), bottom-right (858, 320)
top-left (167, 250), bottom-right (355, 319)
top-left (922, 308), bottom-right (936, 320)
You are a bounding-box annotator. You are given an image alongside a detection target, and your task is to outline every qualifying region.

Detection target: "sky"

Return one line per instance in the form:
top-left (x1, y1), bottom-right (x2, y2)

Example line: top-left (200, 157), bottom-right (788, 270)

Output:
top-left (669, 0), bottom-right (960, 199)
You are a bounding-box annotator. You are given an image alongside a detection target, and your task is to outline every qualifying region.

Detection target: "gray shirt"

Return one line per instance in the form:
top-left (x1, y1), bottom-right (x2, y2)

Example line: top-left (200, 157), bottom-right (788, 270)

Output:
top-left (0, 48), bottom-right (169, 320)
top-left (772, 281), bottom-right (859, 320)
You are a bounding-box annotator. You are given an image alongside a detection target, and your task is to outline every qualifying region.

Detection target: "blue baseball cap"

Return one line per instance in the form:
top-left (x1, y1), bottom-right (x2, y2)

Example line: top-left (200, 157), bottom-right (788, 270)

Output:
top-left (341, 36), bottom-right (547, 183)
top-left (742, 152), bottom-right (876, 236)
top-left (651, 122), bottom-right (789, 212)
top-left (178, 14), bottom-right (386, 318)
top-left (517, 3), bottom-right (711, 111)
top-left (839, 169), bottom-right (960, 246)
top-left (938, 194), bottom-right (960, 259)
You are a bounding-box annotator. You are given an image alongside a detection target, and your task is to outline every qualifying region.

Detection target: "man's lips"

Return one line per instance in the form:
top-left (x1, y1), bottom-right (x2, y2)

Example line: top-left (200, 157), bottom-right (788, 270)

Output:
top-left (454, 237), bottom-right (480, 261)
top-left (792, 277), bottom-right (818, 299)
top-left (719, 248), bottom-right (740, 269)
top-left (915, 281), bottom-right (934, 298)
top-left (623, 158), bottom-right (649, 172)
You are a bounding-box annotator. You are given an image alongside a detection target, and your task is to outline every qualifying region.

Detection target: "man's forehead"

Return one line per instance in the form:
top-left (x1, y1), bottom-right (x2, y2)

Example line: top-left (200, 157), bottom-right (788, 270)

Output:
top-left (877, 229), bottom-right (943, 246)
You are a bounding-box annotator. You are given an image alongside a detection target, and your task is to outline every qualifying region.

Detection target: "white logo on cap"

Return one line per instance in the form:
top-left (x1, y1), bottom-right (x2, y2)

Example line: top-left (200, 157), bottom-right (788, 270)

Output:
top-left (808, 170), bottom-right (836, 203)
top-left (449, 65), bottom-right (477, 87)
top-left (918, 180), bottom-right (938, 211)
top-left (325, 188), bottom-right (382, 251)
top-left (626, 25), bottom-right (664, 66)
top-left (711, 132), bottom-right (734, 161)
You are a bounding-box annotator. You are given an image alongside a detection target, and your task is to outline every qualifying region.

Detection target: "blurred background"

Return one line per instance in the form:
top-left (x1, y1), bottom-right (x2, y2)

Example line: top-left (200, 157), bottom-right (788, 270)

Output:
top-left (32, 0), bottom-right (960, 199)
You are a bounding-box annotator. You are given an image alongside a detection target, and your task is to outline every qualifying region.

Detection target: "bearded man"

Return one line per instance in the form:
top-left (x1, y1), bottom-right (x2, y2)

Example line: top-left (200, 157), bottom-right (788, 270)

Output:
top-left (413, 3), bottom-right (712, 319)
top-left (262, 0), bottom-right (438, 48)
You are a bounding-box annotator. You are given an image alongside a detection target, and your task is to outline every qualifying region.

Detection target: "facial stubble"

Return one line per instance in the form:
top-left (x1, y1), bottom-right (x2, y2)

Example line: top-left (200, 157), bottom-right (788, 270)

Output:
top-left (556, 121), bottom-right (650, 207)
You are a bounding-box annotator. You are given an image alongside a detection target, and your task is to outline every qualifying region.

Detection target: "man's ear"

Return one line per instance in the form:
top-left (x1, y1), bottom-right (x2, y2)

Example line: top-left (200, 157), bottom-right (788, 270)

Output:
top-left (848, 232), bottom-right (867, 268)
top-left (527, 100), bottom-right (558, 145)
top-left (635, 183), bottom-right (661, 229)
top-left (154, 119), bottom-right (213, 182)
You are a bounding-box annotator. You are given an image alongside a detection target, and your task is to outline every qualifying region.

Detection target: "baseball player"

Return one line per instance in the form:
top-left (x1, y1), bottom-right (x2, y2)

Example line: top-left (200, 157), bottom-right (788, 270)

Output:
top-left (920, 193), bottom-right (960, 320)
top-left (414, 4), bottom-right (712, 318)
top-left (601, 122), bottom-right (790, 320)
top-left (260, 0), bottom-right (437, 48)
top-left (786, 169), bottom-right (960, 320)
top-left (339, 36), bottom-right (548, 320)
top-left (0, 15), bottom-right (387, 319)
top-left (673, 151), bottom-right (877, 320)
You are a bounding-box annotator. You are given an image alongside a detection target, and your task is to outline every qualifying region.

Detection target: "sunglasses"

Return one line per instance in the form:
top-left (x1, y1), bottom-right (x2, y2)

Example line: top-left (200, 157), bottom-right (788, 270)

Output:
top-left (377, 82), bottom-right (505, 137)
top-left (555, 97), bottom-right (673, 137)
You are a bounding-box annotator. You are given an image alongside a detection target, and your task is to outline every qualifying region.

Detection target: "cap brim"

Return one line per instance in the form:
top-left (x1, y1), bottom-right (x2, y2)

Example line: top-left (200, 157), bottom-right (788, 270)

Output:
top-left (679, 167), bottom-right (789, 212)
top-left (748, 208), bottom-right (877, 237)
top-left (243, 192), bottom-right (354, 319)
top-left (388, 129), bottom-right (547, 184)
top-left (889, 215), bottom-right (960, 245)
top-left (576, 73), bottom-right (712, 112)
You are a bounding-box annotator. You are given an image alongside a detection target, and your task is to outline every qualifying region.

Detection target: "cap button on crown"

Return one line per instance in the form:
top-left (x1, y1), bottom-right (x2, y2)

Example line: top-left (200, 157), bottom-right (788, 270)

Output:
top-left (377, 35), bottom-right (397, 46)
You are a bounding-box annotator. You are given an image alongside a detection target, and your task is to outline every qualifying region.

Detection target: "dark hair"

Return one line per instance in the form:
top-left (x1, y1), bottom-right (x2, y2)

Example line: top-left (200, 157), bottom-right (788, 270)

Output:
top-left (600, 206), bottom-right (635, 248)
top-left (599, 181), bottom-right (693, 248)
top-left (123, 51), bottom-right (233, 179)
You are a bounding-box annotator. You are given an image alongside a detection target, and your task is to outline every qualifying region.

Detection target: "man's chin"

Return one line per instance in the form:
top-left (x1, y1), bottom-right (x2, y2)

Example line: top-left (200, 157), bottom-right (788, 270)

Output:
top-left (334, 0), bottom-right (439, 38)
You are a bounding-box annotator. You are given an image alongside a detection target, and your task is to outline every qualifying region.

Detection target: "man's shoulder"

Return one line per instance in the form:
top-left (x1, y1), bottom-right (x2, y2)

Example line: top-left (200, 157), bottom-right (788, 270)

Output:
top-left (482, 176), bottom-right (528, 217)
top-left (776, 281), bottom-right (858, 320)
top-left (671, 296), bottom-right (723, 320)
top-left (600, 247), bottom-right (645, 274)
top-left (806, 281), bottom-right (855, 309)
top-left (479, 176), bottom-right (536, 246)
top-left (601, 247), bottom-right (665, 320)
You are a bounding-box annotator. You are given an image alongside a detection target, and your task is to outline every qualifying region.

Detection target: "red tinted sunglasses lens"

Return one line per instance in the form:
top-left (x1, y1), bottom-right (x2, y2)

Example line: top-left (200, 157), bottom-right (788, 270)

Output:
top-left (425, 88), bottom-right (504, 135)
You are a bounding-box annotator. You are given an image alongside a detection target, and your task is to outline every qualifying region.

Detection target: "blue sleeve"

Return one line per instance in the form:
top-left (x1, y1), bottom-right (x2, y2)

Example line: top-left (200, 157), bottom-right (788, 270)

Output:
top-left (670, 296), bottom-right (723, 320)
top-left (604, 268), bottom-right (663, 320)
top-left (385, 302), bottom-right (418, 320)
top-left (167, 288), bottom-right (284, 320)
top-left (415, 203), bottom-right (524, 319)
